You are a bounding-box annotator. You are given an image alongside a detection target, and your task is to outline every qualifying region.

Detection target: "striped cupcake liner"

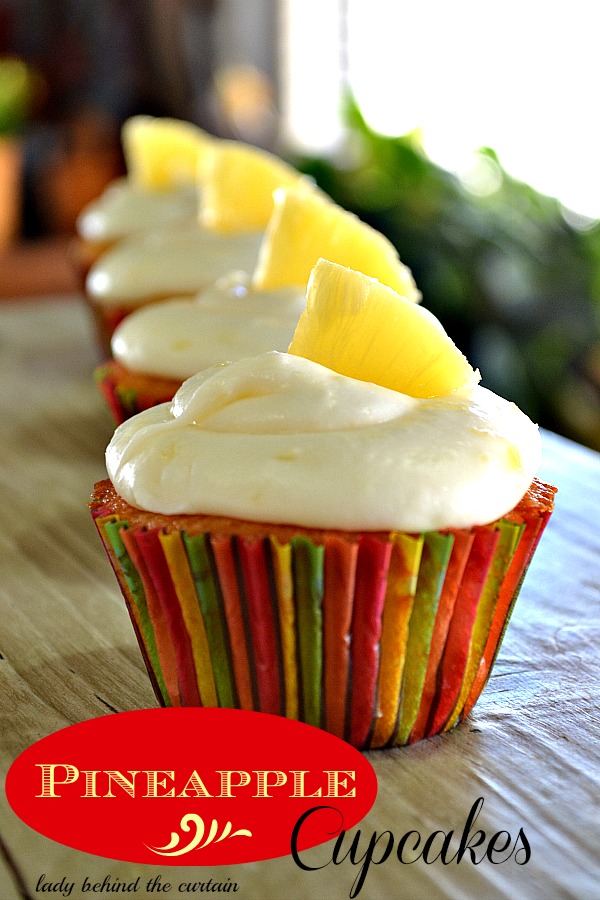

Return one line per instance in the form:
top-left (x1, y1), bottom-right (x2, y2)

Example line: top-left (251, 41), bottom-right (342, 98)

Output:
top-left (91, 481), bottom-right (555, 749)
top-left (85, 296), bottom-right (133, 360)
top-left (94, 360), bottom-right (182, 425)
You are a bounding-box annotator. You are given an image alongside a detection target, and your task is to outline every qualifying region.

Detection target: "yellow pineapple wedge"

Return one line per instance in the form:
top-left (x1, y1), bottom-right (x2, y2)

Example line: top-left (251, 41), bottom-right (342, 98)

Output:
top-left (122, 115), bottom-right (215, 189)
top-left (288, 259), bottom-right (479, 398)
top-left (200, 141), bottom-right (311, 234)
top-left (252, 185), bottom-right (420, 301)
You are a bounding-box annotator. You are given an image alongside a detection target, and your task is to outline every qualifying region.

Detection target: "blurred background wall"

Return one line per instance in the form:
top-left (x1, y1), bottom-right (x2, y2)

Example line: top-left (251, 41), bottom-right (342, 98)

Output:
top-left (0, 0), bottom-right (279, 240)
top-left (0, 0), bottom-right (599, 451)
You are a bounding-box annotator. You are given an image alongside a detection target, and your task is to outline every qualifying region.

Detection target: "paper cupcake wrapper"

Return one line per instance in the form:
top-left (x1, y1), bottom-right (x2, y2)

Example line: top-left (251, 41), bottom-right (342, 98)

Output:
top-left (84, 293), bottom-right (135, 360)
top-left (72, 237), bottom-right (113, 288)
top-left (91, 484), bottom-right (554, 749)
top-left (94, 360), bottom-right (182, 425)
top-left (86, 291), bottom-right (196, 361)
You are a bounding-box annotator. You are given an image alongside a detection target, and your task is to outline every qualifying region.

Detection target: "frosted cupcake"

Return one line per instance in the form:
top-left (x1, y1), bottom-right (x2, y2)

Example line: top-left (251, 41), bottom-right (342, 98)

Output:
top-left (75, 116), bottom-right (213, 279)
top-left (85, 140), bottom-right (309, 356)
top-left (94, 185), bottom-right (420, 423)
top-left (90, 260), bottom-right (555, 748)
top-left (95, 272), bottom-right (307, 424)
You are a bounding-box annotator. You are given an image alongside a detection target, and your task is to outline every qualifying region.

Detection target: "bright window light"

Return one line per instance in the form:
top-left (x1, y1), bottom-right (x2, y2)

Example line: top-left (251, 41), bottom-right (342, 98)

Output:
top-left (278, 1), bottom-right (344, 153)
top-left (279, 0), bottom-right (600, 219)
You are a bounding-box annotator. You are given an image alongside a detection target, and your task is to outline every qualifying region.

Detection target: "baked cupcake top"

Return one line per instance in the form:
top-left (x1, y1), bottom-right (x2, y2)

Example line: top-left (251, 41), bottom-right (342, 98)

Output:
top-left (106, 350), bottom-right (541, 532)
top-left (111, 272), bottom-right (306, 380)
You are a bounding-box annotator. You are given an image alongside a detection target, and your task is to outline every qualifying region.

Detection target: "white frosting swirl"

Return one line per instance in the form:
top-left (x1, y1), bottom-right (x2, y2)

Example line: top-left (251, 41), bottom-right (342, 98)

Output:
top-left (106, 351), bottom-right (542, 532)
top-left (76, 178), bottom-right (199, 242)
top-left (86, 223), bottom-right (264, 306)
top-left (111, 273), bottom-right (306, 380)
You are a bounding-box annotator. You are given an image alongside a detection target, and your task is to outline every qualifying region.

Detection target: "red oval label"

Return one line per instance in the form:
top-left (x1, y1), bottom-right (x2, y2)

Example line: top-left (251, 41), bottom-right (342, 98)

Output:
top-left (6, 708), bottom-right (377, 865)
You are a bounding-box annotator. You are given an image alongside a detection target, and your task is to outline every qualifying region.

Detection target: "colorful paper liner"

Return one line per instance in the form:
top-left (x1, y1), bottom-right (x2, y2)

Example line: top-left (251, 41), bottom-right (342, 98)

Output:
top-left (86, 291), bottom-right (196, 361)
top-left (90, 483), bottom-right (555, 750)
top-left (75, 234), bottom-right (170, 358)
top-left (72, 237), bottom-right (114, 286)
top-left (83, 293), bottom-right (135, 360)
top-left (94, 360), bottom-right (182, 425)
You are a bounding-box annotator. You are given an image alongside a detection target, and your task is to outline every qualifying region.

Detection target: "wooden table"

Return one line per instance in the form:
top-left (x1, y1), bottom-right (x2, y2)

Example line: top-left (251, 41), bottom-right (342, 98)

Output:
top-left (1, 296), bottom-right (598, 900)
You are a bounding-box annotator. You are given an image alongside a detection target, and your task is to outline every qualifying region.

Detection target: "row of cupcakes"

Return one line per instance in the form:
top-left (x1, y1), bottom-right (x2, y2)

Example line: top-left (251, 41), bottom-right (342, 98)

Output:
top-left (77, 117), bottom-right (309, 354)
top-left (83, 117), bottom-right (555, 750)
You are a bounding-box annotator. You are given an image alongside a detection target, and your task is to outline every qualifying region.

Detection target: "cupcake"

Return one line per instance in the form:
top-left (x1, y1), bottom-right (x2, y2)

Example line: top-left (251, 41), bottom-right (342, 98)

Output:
top-left (74, 116), bottom-right (213, 282)
top-left (94, 185), bottom-right (420, 423)
top-left (90, 260), bottom-right (555, 749)
top-left (85, 140), bottom-right (309, 357)
top-left (94, 272), bottom-right (307, 424)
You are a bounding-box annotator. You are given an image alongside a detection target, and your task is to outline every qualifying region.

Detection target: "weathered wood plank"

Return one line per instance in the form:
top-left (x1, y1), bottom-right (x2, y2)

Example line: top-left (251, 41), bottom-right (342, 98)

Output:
top-left (0, 298), bottom-right (598, 899)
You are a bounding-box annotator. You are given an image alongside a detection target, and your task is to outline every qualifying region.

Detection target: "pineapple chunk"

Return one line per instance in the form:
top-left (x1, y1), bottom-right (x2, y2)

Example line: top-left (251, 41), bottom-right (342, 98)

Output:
top-left (253, 185), bottom-right (420, 301)
top-left (288, 259), bottom-right (478, 398)
top-left (200, 140), bottom-right (310, 234)
top-left (122, 115), bottom-right (214, 189)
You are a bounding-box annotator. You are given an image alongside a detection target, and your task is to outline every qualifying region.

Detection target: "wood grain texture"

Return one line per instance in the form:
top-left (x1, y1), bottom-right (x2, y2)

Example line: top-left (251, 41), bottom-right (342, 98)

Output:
top-left (0, 297), bottom-right (598, 899)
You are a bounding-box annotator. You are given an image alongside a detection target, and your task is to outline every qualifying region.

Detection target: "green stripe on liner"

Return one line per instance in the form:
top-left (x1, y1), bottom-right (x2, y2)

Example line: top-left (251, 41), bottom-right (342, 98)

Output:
top-left (488, 515), bottom-right (548, 672)
top-left (183, 532), bottom-right (236, 709)
top-left (475, 520), bottom-right (524, 644)
top-left (446, 519), bottom-right (524, 731)
top-left (93, 364), bottom-right (111, 383)
top-left (103, 520), bottom-right (170, 705)
top-left (119, 387), bottom-right (139, 418)
top-left (291, 536), bottom-right (325, 729)
top-left (394, 531), bottom-right (454, 745)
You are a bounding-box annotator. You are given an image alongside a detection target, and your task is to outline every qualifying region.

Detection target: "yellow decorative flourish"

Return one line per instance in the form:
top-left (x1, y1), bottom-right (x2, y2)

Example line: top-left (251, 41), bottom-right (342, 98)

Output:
top-left (146, 814), bottom-right (252, 857)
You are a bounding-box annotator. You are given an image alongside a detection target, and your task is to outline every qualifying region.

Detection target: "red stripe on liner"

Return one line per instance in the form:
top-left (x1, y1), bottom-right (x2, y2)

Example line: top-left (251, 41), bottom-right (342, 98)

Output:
top-left (237, 537), bottom-right (282, 716)
top-left (133, 528), bottom-right (201, 707)
top-left (121, 527), bottom-right (181, 707)
top-left (94, 368), bottom-right (127, 426)
top-left (323, 536), bottom-right (358, 740)
top-left (426, 527), bottom-right (500, 736)
top-left (349, 535), bottom-right (392, 749)
top-left (211, 535), bottom-right (255, 711)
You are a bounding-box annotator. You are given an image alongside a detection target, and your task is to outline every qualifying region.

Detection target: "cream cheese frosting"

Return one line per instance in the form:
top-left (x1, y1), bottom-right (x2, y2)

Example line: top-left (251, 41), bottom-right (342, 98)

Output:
top-left (76, 178), bottom-right (199, 242)
top-left (105, 351), bottom-right (542, 532)
top-left (85, 223), bottom-right (264, 306)
top-left (111, 273), bottom-right (306, 380)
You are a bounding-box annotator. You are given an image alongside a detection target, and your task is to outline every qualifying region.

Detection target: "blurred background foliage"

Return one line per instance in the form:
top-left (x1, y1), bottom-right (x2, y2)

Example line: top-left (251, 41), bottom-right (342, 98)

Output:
top-left (293, 93), bottom-right (600, 452)
top-left (0, 56), bottom-right (34, 135)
